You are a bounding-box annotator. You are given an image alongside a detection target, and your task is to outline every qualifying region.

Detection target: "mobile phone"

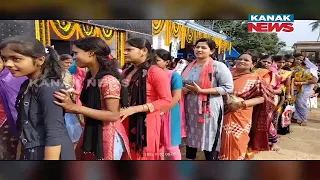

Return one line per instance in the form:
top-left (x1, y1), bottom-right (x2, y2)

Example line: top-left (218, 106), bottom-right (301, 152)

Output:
top-left (183, 80), bottom-right (193, 86)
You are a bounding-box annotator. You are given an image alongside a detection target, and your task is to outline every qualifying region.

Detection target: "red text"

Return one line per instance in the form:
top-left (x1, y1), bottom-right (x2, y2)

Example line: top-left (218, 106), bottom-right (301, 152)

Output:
top-left (248, 23), bottom-right (294, 33)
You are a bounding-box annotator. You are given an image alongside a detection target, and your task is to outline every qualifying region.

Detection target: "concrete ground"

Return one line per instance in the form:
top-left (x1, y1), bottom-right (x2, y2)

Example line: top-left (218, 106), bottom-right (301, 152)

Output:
top-left (181, 106), bottom-right (320, 160)
top-left (253, 107), bottom-right (320, 160)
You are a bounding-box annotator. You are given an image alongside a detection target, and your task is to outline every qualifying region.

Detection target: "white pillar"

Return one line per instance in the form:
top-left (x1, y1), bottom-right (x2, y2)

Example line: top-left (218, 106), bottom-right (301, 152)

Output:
top-left (152, 36), bottom-right (157, 49)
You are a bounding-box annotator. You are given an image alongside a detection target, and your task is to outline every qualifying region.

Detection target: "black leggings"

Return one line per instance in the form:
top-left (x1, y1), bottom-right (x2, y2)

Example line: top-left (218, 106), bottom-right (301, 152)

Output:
top-left (185, 146), bottom-right (219, 160)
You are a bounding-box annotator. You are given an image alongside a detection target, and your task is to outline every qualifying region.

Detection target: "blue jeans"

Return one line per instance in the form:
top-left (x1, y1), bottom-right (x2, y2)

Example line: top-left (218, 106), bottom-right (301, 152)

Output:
top-left (114, 132), bottom-right (125, 160)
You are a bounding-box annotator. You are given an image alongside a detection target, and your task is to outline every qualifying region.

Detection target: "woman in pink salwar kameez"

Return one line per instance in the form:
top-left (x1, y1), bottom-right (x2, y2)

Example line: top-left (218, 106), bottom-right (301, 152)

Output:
top-left (120, 38), bottom-right (172, 160)
top-left (54, 37), bottom-right (130, 160)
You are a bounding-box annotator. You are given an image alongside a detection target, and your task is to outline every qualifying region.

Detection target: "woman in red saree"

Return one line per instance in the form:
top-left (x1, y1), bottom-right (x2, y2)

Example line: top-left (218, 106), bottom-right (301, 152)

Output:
top-left (254, 55), bottom-right (283, 151)
top-left (120, 38), bottom-right (172, 160)
top-left (219, 52), bottom-right (275, 160)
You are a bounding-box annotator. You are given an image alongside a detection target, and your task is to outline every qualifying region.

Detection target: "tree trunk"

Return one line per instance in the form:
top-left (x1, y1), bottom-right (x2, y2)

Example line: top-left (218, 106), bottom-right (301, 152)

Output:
top-left (317, 29), bottom-right (320, 41)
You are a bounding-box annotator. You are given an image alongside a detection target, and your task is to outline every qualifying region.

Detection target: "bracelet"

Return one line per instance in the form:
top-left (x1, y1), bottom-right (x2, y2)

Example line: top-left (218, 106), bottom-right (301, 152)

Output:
top-left (142, 105), bottom-right (146, 111)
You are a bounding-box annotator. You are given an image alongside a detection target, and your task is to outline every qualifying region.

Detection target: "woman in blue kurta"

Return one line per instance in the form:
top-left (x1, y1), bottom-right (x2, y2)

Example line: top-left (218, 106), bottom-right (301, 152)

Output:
top-left (155, 49), bottom-right (183, 160)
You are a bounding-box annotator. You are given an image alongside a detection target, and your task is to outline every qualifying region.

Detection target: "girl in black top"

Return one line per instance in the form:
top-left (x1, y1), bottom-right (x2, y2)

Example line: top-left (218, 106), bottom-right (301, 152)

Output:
top-left (0, 36), bottom-right (75, 160)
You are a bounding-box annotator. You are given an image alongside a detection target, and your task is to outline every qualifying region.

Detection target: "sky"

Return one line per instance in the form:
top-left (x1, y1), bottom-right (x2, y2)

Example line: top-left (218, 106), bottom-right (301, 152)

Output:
top-left (277, 20), bottom-right (319, 50)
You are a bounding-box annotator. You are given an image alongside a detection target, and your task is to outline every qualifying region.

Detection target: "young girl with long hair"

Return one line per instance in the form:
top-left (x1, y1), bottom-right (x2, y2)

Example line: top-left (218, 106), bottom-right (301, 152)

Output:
top-left (53, 37), bottom-right (131, 160)
top-left (154, 48), bottom-right (184, 160)
top-left (120, 38), bottom-right (172, 160)
top-left (0, 36), bottom-right (75, 160)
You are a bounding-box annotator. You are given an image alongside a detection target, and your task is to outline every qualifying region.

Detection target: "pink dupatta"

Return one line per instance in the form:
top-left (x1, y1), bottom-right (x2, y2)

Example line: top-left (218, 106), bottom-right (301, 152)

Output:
top-left (73, 67), bottom-right (86, 105)
top-left (181, 58), bottom-right (214, 116)
top-left (268, 63), bottom-right (282, 90)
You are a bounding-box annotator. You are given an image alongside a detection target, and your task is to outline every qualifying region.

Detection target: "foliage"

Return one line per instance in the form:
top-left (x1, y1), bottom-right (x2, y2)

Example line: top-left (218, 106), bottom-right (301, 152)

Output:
top-left (196, 20), bottom-right (287, 54)
top-left (278, 49), bottom-right (293, 56)
top-left (309, 20), bottom-right (320, 41)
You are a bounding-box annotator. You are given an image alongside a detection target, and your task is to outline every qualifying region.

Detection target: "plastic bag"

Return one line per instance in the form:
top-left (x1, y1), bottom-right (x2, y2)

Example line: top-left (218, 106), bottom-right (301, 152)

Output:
top-left (281, 104), bottom-right (295, 128)
top-left (308, 95), bottom-right (318, 109)
top-left (65, 113), bottom-right (83, 143)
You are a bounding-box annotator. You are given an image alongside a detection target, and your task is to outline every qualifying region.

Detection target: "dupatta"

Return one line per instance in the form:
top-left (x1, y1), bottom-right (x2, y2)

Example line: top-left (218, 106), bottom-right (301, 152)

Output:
top-left (181, 58), bottom-right (214, 118)
top-left (233, 73), bottom-right (276, 151)
top-left (0, 68), bottom-right (27, 136)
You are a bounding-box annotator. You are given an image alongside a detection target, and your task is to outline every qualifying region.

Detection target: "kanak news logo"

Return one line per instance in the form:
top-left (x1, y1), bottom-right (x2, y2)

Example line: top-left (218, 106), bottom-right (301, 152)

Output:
top-left (248, 14), bottom-right (294, 33)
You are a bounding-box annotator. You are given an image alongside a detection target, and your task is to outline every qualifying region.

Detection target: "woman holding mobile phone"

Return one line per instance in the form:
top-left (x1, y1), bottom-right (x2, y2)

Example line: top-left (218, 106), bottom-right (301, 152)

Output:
top-left (182, 38), bottom-right (234, 160)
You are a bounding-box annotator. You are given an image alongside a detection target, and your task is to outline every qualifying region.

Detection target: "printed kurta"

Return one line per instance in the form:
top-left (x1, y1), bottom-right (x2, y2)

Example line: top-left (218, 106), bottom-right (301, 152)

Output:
top-left (183, 61), bottom-right (234, 152)
top-left (76, 75), bottom-right (130, 160)
top-left (122, 65), bottom-right (172, 160)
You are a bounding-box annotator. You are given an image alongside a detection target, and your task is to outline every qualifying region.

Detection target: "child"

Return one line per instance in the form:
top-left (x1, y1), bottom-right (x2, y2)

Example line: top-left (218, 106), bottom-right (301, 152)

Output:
top-left (0, 36), bottom-right (75, 160)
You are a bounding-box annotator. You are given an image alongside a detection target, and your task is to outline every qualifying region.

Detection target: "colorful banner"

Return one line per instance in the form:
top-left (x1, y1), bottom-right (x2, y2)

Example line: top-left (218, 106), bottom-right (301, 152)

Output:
top-left (35, 20), bottom-right (126, 66)
top-left (152, 20), bottom-right (232, 53)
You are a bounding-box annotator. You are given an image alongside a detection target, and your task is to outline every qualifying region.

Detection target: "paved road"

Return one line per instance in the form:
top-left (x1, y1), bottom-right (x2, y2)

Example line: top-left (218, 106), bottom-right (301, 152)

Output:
top-left (253, 108), bottom-right (320, 160)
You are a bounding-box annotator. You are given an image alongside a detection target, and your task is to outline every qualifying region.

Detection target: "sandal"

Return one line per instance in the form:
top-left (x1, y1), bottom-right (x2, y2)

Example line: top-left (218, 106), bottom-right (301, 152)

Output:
top-left (300, 121), bottom-right (307, 126)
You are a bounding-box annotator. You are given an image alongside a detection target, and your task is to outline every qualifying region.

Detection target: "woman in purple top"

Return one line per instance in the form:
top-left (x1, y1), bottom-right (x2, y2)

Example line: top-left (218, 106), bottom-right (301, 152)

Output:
top-left (0, 58), bottom-right (26, 159)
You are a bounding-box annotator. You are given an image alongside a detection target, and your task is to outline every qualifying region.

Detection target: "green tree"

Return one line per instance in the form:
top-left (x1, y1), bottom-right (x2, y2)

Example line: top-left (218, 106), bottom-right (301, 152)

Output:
top-left (309, 20), bottom-right (320, 41)
top-left (198, 20), bottom-right (286, 54)
top-left (278, 49), bottom-right (293, 56)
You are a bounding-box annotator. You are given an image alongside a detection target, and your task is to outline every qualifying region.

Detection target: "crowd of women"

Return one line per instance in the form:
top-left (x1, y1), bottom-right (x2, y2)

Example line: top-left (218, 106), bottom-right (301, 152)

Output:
top-left (0, 35), bottom-right (318, 160)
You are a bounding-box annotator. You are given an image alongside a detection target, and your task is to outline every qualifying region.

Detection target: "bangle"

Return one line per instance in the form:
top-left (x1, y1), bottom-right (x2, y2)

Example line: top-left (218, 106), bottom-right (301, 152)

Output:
top-left (142, 104), bottom-right (149, 112)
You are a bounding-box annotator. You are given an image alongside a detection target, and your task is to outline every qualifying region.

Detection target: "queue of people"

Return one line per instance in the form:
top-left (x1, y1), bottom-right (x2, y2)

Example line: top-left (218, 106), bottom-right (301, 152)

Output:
top-left (0, 35), bottom-right (318, 160)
